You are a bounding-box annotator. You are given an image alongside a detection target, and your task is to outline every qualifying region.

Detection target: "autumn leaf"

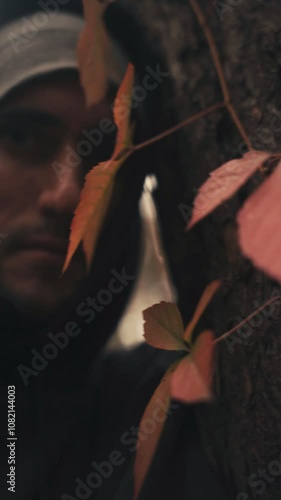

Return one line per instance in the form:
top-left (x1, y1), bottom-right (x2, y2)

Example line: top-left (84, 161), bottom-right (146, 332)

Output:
top-left (63, 64), bottom-right (135, 272)
top-left (238, 161), bottom-right (281, 283)
top-left (112, 63), bottom-right (135, 157)
top-left (77, 0), bottom-right (108, 106)
top-left (63, 158), bottom-right (116, 272)
top-left (78, 0), bottom-right (123, 106)
top-left (134, 282), bottom-right (220, 496)
top-left (134, 333), bottom-right (215, 499)
top-left (133, 361), bottom-right (180, 500)
top-left (143, 281), bottom-right (220, 350)
top-left (143, 302), bottom-right (187, 351)
top-left (170, 330), bottom-right (215, 404)
top-left (187, 150), bottom-right (270, 230)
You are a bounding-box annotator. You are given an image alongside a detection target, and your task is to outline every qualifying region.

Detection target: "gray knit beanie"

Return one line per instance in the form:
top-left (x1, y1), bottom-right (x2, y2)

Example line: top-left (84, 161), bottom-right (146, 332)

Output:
top-left (0, 9), bottom-right (126, 101)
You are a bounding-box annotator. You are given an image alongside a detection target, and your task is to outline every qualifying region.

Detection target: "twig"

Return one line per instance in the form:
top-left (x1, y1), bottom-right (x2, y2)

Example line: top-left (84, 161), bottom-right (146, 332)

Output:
top-left (214, 295), bottom-right (281, 344)
top-left (131, 101), bottom-right (226, 154)
top-left (189, 0), bottom-right (252, 150)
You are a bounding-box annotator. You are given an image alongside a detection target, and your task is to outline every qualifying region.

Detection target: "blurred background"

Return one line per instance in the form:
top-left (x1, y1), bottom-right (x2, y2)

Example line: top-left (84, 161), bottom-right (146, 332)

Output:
top-left (108, 174), bottom-right (176, 349)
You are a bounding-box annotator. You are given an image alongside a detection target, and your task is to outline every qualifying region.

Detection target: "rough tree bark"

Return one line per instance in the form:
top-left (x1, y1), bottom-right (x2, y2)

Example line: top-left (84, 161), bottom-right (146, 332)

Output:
top-left (108, 1), bottom-right (281, 498)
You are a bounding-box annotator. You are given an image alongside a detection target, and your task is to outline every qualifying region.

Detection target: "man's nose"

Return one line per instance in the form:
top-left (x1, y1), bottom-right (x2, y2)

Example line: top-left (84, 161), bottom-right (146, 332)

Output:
top-left (38, 143), bottom-right (82, 217)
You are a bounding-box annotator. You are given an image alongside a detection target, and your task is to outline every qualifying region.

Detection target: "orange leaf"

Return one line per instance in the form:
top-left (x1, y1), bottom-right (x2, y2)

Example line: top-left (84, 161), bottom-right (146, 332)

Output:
top-left (187, 151), bottom-right (270, 230)
top-left (143, 302), bottom-right (187, 351)
top-left (78, 0), bottom-right (109, 106)
top-left (170, 330), bottom-right (215, 404)
top-left (183, 281), bottom-right (220, 343)
top-left (113, 63), bottom-right (135, 157)
top-left (134, 361), bottom-right (180, 500)
top-left (238, 161), bottom-right (281, 283)
top-left (78, 0), bottom-right (126, 106)
top-left (63, 158), bottom-right (116, 272)
top-left (63, 65), bottom-right (134, 272)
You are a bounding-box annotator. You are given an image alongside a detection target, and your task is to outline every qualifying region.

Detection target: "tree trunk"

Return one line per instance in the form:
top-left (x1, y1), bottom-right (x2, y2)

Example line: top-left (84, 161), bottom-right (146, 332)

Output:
top-left (113, 0), bottom-right (281, 498)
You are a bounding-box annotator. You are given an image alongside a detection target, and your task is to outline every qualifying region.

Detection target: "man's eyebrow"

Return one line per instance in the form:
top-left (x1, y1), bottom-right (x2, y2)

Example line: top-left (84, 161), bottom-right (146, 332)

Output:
top-left (0, 108), bottom-right (65, 128)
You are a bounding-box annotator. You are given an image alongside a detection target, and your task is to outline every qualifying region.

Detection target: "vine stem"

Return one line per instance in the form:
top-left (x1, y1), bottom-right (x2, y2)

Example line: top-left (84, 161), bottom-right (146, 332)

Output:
top-left (189, 0), bottom-right (252, 150)
top-left (121, 101), bottom-right (226, 157)
top-left (214, 295), bottom-right (281, 344)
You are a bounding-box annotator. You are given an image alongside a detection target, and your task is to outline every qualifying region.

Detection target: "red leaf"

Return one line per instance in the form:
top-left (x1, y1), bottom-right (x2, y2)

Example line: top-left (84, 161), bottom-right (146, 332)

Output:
top-left (143, 302), bottom-right (187, 351)
top-left (170, 330), bottom-right (215, 404)
top-left (238, 161), bottom-right (281, 282)
top-left (134, 362), bottom-right (180, 500)
top-left (183, 281), bottom-right (220, 343)
top-left (187, 151), bottom-right (270, 230)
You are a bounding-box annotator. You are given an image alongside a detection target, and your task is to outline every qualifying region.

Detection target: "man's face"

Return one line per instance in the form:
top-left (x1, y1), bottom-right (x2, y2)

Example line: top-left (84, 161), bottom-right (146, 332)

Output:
top-left (0, 72), bottom-right (113, 322)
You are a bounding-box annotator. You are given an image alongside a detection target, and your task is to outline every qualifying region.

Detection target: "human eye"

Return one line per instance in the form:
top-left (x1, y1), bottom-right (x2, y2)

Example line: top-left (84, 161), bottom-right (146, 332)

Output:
top-left (0, 123), bottom-right (35, 147)
top-left (0, 111), bottom-right (65, 165)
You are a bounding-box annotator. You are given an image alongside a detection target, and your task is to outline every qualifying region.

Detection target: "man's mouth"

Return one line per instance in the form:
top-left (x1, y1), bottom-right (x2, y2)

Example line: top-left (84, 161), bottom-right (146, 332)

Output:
top-left (14, 235), bottom-right (68, 262)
